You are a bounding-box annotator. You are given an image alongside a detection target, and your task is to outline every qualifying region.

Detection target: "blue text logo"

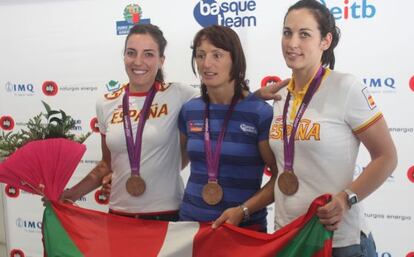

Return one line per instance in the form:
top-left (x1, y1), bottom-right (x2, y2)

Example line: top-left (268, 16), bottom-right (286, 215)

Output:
top-left (5, 81), bottom-right (35, 96)
top-left (194, 0), bottom-right (257, 28)
top-left (319, 0), bottom-right (376, 20)
top-left (16, 218), bottom-right (42, 233)
top-left (363, 77), bottom-right (396, 94)
top-left (363, 77), bottom-right (395, 88)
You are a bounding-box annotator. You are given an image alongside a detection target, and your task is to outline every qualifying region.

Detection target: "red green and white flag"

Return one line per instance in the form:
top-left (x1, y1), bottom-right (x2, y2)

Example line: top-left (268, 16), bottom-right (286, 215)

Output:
top-left (0, 139), bottom-right (332, 257)
top-left (43, 194), bottom-right (332, 257)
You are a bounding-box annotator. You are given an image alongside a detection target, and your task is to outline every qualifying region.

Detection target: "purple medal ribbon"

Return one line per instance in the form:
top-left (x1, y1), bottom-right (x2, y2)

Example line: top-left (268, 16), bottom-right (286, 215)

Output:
top-left (204, 96), bottom-right (238, 182)
top-left (282, 66), bottom-right (325, 171)
top-left (122, 83), bottom-right (158, 176)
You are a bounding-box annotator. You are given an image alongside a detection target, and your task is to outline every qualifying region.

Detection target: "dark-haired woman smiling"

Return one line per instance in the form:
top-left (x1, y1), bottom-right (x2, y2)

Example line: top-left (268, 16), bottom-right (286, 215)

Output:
top-left (270, 0), bottom-right (397, 255)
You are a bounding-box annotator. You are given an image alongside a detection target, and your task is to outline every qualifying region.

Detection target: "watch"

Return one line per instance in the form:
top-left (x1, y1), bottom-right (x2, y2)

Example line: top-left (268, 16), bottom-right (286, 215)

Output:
top-left (344, 189), bottom-right (358, 208)
top-left (239, 204), bottom-right (250, 221)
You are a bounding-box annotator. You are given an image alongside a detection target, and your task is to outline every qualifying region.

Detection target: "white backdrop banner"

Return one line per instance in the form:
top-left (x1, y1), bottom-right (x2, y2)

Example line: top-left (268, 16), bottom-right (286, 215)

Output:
top-left (0, 1), bottom-right (413, 257)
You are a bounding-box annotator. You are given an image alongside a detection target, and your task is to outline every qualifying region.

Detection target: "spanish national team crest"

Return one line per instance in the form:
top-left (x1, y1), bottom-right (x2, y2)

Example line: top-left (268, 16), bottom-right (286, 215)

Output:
top-left (115, 3), bottom-right (151, 35)
top-left (362, 87), bottom-right (377, 110)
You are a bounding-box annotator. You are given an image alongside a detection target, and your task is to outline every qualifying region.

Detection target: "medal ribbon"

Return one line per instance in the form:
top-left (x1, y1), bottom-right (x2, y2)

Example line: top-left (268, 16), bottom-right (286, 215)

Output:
top-left (122, 83), bottom-right (158, 176)
top-left (283, 66), bottom-right (325, 172)
top-left (204, 96), bottom-right (238, 182)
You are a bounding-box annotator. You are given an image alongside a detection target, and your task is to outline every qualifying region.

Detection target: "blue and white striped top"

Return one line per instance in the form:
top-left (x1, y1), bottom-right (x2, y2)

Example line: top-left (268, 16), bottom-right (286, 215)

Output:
top-left (178, 93), bottom-right (273, 230)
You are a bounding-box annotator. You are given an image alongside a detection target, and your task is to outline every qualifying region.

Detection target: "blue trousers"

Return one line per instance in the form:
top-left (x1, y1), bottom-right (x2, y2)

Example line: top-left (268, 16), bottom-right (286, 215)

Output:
top-left (333, 232), bottom-right (376, 257)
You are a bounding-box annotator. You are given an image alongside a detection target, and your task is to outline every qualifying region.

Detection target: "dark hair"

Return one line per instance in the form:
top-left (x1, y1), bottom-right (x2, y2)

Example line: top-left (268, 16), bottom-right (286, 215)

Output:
top-left (124, 24), bottom-right (167, 82)
top-left (285, 0), bottom-right (340, 69)
top-left (191, 25), bottom-right (249, 102)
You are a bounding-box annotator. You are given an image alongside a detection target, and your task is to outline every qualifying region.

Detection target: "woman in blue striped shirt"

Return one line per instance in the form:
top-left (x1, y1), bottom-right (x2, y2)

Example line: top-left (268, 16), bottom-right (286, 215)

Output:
top-left (178, 25), bottom-right (278, 232)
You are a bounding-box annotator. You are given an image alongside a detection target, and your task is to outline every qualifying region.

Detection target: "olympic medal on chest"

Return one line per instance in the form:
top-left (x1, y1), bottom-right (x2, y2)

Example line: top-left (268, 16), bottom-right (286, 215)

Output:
top-left (202, 181), bottom-right (223, 205)
top-left (278, 171), bottom-right (299, 196)
top-left (126, 175), bottom-right (146, 197)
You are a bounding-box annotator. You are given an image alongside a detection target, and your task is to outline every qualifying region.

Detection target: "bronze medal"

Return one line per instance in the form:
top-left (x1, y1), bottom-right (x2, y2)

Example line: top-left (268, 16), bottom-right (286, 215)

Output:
top-left (202, 181), bottom-right (223, 205)
top-left (126, 175), bottom-right (146, 197)
top-left (278, 171), bottom-right (299, 196)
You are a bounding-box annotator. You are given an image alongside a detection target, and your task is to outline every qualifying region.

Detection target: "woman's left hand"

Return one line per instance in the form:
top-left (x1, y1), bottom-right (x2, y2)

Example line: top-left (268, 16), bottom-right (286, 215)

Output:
top-left (212, 206), bottom-right (244, 229)
top-left (316, 192), bottom-right (348, 231)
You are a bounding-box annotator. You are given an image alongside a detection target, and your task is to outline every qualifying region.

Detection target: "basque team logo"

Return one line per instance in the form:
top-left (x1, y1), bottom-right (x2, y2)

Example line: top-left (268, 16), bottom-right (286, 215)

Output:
top-left (193, 0), bottom-right (258, 28)
top-left (0, 116), bottom-right (14, 130)
top-left (194, 0), bottom-right (220, 27)
top-left (116, 4), bottom-right (151, 35)
top-left (42, 81), bottom-right (58, 96)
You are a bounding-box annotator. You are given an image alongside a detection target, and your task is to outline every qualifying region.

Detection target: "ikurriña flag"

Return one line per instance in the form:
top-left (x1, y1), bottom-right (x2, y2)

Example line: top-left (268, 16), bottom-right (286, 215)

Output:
top-left (43, 194), bottom-right (332, 257)
top-left (0, 139), bottom-right (332, 257)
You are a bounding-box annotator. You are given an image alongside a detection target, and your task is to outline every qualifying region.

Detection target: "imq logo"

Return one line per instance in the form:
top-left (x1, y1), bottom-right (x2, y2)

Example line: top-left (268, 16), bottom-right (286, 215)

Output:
top-left (194, 0), bottom-right (257, 28)
top-left (16, 217), bottom-right (42, 232)
top-left (363, 77), bottom-right (395, 89)
top-left (0, 116), bottom-right (15, 130)
top-left (363, 77), bottom-right (396, 93)
top-left (5, 81), bottom-right (35, 95)
top-left (318, 0), bottom-right (376, 20)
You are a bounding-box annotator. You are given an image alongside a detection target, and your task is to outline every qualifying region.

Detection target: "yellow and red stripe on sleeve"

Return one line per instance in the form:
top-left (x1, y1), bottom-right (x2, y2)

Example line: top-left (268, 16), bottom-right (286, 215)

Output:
top-left (353, 112), bottom-right (383, 134)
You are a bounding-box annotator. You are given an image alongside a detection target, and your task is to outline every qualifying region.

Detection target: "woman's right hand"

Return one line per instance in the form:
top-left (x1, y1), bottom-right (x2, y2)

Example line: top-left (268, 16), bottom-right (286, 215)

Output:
top-left (316, 191), bottom-right (348, 231)
top-left (212, 206), bottom-right (245, 229)
top-left (41, 190), bottom-right (73, 206)
top-left (58, 189), bottom-right (75, 204)
top-left (255, 79), bottom-right (290, 101)
top-left (101, 172), bottom-right (112, 197)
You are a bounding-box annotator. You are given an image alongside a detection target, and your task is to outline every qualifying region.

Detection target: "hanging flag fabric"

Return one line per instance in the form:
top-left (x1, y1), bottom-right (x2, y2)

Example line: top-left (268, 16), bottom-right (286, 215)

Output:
top-left (0, 139), bottom-right (332, 257)
top-left (43, 194), bottom-right (332, 257)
